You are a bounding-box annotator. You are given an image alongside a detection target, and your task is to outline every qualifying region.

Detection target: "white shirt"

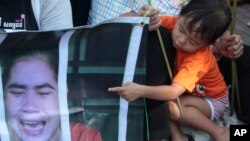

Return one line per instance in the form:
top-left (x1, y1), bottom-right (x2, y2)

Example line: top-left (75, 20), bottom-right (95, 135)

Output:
top-left (31, 0), bottom-right (73, 31)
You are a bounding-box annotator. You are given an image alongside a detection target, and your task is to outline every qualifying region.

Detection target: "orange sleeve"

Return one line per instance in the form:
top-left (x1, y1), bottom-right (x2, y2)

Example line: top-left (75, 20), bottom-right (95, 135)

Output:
top-left (172, 49), bottom-right (211, 93)
top-left (173, 48), bottom-right (227, 98)
top-left (160, 15), bottom-right (178, 30)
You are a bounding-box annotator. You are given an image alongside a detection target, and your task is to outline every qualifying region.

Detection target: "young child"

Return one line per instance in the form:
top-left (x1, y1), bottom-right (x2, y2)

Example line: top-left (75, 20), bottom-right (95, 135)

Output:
top-left (109, 0), bottom-right (232, 141)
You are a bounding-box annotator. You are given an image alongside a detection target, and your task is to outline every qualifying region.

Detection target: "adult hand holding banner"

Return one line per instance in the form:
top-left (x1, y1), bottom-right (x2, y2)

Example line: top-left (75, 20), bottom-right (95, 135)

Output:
top-left (0, 17), bottom-right (148, 141)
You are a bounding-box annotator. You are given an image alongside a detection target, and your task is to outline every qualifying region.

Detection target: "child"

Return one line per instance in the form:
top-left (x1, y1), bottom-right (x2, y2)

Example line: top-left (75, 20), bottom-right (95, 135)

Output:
top-left (109, 0), bottom-right (232, 141)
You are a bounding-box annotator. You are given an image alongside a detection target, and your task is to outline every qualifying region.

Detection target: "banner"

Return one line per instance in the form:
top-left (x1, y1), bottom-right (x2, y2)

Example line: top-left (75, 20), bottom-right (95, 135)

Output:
top-left (0, 17), bottom-right (148, 141)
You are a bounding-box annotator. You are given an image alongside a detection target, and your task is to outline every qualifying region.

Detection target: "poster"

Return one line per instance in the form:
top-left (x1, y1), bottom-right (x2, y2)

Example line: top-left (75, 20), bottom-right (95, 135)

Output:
top-left (0, 17), bottom-right (148, 141)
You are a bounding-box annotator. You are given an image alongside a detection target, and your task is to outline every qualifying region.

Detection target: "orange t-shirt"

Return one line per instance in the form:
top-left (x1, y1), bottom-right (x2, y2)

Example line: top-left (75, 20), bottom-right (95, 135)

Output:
top-left (173, 48), bottom-right (227, 99)
top-left (70, 123), bottom-right (102, 141)
top-left (160, 15), bottom-right (227, 99)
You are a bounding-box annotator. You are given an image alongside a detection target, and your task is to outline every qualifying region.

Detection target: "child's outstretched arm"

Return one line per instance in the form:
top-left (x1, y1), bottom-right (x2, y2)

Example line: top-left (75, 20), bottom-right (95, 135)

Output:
top-left (108, 82), bottom-right (186, 102)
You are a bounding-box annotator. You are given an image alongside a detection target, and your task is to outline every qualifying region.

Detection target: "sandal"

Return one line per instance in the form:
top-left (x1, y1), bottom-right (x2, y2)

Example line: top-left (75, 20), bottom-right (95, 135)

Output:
top-left (247, 22), bottom-right (250, 27)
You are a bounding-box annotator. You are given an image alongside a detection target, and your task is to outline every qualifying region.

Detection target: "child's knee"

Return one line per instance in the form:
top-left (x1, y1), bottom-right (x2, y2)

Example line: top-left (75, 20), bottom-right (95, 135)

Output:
top-left (168, 101), bottom-right (181, 120)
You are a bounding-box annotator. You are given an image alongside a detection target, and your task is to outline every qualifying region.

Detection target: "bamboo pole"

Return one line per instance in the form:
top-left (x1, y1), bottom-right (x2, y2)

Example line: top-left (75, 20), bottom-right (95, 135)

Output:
top-left (147, 0), bottom-right (183, 114)
top-left (227, 0), bottom-right (241, 116)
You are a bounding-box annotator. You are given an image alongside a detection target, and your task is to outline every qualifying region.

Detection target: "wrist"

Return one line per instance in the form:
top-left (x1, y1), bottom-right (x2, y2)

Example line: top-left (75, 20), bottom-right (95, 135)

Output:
top-left (210, 45), bottom-right (222, 60)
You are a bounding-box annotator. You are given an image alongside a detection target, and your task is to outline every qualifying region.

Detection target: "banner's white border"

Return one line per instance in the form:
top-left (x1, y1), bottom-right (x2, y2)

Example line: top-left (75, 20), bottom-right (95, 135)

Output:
top-left (58, 31), bottom-right (75, 141)
top-left (118, 19), bottom-right (146, 141)
top-left (69, 17), bottom-right (150, 30)
top-left (1, 17), bottom-right (149, 33)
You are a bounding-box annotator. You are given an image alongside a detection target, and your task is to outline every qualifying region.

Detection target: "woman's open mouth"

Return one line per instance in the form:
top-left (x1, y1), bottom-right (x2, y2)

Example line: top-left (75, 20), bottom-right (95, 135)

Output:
top-left (20, 120), bottom-right (46, 136)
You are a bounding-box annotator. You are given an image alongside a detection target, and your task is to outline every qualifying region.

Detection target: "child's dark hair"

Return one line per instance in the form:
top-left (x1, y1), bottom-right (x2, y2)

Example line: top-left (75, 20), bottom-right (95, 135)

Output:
top-left (180, 0), bottom-right (232, 44)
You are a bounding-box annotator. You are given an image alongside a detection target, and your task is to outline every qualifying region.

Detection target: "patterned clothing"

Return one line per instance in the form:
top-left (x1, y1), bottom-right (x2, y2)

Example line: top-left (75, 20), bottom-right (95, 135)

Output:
top-left (205, 95), bottom-right (229, 120)
top-left (88, 0), bottom-right (188, 25)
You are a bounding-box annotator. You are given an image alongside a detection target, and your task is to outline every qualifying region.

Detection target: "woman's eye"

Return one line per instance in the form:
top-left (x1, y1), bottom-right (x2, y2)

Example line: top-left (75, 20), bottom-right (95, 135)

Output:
top-left (38, 91), bottom-right (51, 95)
top-left (38, 88), bottom-right (53, 95)
top-left (38, 92), bottom-right (51, 95)
top-left (9, 89), bottom-right (25, 95)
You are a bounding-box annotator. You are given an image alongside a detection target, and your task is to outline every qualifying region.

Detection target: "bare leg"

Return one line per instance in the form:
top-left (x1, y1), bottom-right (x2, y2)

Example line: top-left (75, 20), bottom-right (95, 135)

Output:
top-left (169, 95), bottom-right (229, 141)
top-left (169, 120), bottom-right (190, 141)
top-left (168, 101), bottom-right (190, 141)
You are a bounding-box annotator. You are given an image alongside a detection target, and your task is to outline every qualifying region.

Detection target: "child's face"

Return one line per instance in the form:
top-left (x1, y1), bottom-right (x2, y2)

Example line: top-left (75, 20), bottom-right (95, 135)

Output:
top-left (172, 16), bottom-right (208, 52)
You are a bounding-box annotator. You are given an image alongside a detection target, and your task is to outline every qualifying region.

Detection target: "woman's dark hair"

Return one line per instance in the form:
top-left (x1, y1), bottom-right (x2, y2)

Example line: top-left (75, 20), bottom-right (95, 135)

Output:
top-left (0, 32), bottom-right (63, 87)
top-left (180, 0), bottom-right (232, 44)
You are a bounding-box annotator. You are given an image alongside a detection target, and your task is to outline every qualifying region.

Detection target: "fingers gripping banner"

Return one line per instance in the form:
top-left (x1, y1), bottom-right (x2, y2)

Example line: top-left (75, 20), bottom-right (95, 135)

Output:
top-left (0, 17), bottom-right (148, 141)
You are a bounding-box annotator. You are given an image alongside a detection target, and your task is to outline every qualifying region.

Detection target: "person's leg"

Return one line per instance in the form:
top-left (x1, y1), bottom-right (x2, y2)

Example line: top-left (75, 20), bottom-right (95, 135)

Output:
top-left (144, 27), bottom-right (175, 141)
top-left (70, 0), bottom-right (91, 26)
top-left (169, 120), bottom-right (190, 141)
top-left (169, 95), bottom-right (229, 141)
top-left (234, 45), bottom-right (250, 122)
top-left (168, 100), bottom-right (194, 141)
top-left (218, 45), bottom-right (250, 123)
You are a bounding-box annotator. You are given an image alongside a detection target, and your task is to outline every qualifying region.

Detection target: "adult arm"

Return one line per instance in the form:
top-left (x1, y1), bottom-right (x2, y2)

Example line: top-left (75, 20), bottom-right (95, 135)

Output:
top-left (31, 0), bottom-right (73, 31)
